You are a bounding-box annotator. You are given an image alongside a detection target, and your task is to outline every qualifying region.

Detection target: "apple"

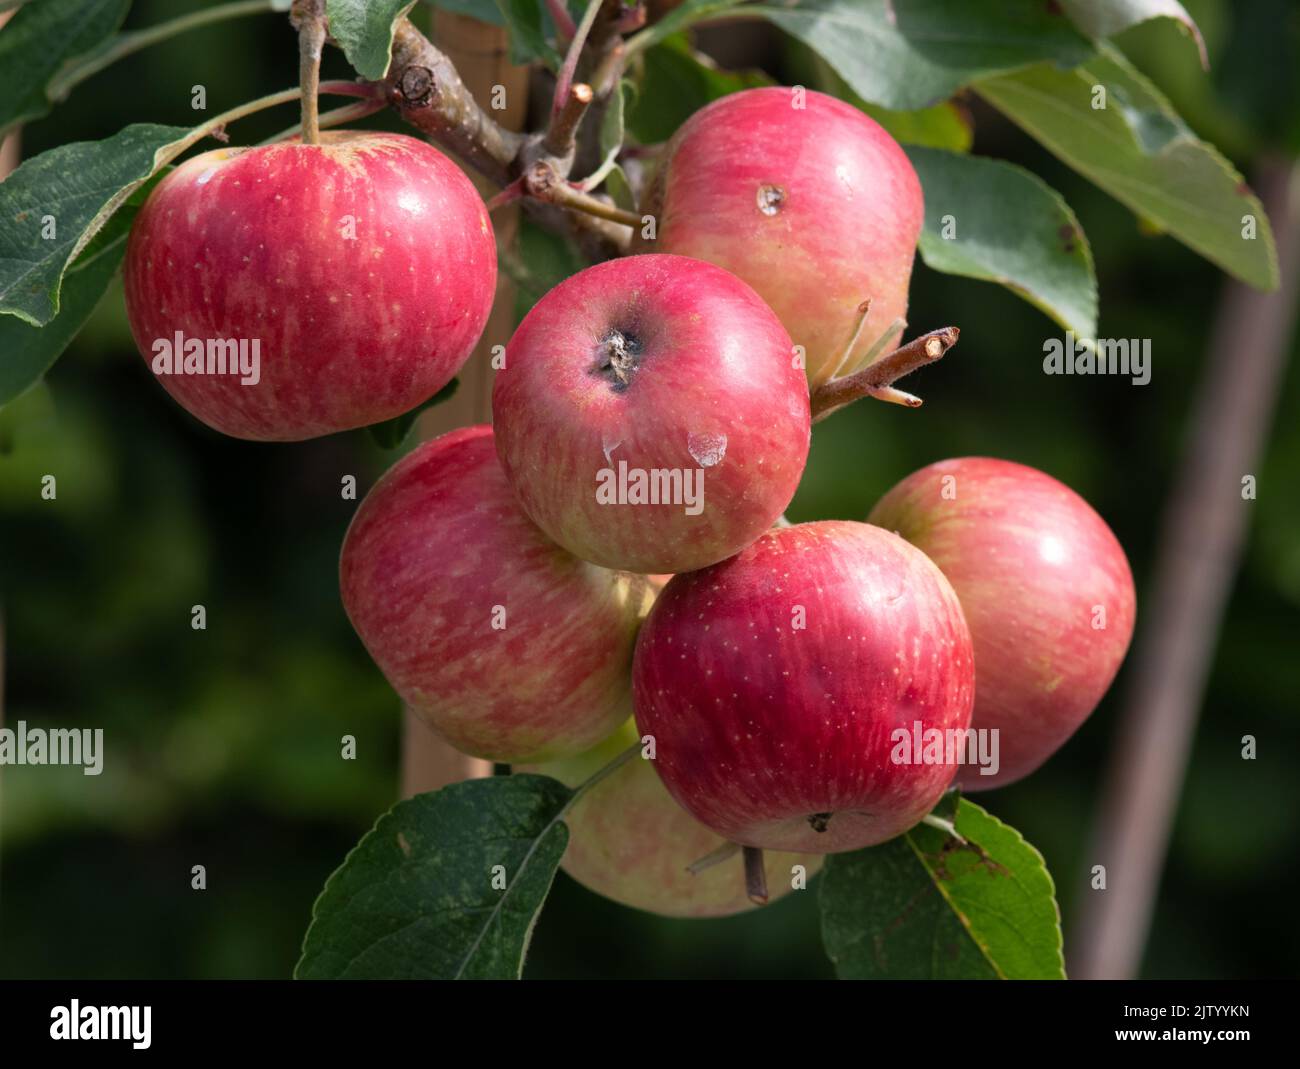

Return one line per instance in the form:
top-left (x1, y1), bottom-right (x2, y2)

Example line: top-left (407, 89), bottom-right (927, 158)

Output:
top-left (492, 253), bottom-right (810, 575)
top-left (123, 131), bottom-right (496, 441)
top-left (638, 87), bottom-right (924, 387)
top-left (868, 457), bottom-right (1136, 790)
top-left (339, 425), bottom-right (652, 763)
top-left (632, 521), bottom-right (974, 853)
top-left (521, 718), bottom-right (822, 918)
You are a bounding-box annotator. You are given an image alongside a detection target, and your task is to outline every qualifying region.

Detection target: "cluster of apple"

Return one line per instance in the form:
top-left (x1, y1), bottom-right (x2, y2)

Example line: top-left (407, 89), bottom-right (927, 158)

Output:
top-left (121, 87), bottom-right (1136, 917)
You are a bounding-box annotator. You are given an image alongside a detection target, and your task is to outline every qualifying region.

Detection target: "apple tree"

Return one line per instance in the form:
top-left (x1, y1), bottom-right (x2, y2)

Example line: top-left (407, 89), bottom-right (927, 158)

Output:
top-left (0, 0), bottom-right (1277, 980)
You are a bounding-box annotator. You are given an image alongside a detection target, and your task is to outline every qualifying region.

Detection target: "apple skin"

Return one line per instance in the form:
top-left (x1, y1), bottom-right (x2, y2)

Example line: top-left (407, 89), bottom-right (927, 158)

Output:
top-left (868, 457), bottom-right (1137, 790)
top-left (340, 425), bottom-right (652, 763)
top-left (632, 521), bottom-right (974, 853)
top-left (639, 87), bottom-right (923, 387)
top-left (123, 131), bottom-right (496, 441)
top-left (520, 718), bottom-right (822, 918)
top-left (492, 253), bottom-right (810, 574)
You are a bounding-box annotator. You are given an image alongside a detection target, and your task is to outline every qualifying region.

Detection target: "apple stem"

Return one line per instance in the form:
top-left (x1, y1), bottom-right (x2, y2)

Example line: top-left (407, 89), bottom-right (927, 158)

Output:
top-left (810, 326), bottom-right (960, 423)
top-left (524, 161), bottom-right (641, 229)
top-left (143, 82), bottom-right (370, 178)
top-left (258, 96), bottom-right (387, 146)
top-left (553, 0), bottom-right (606, 116)
top-left (486, 177), bottom-right (528, 213)
top-left (855, 316), bottom-right (908, 373)
top-left (743, 846), bottom-right (769, 906)
top-left (542, 83), bottom-right (595, 160)
top-left (685, 841), bottom-right (741, 876)
top-left (820, 299), bottom-right (873, 386)
top-left (292, 0), bottom-right (326, 146)
top-left (590, 40), bottom-right (629, 99)
top-left (555, 742), bottom-right (641, 820)
top-left (546, 0), bottom-right (579, 41)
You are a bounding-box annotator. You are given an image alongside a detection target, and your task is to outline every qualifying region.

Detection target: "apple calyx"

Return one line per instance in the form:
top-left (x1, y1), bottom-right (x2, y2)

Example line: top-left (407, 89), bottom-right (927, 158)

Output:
top-left (596, 328), bottom-right (642, 388)
top-left (810, 325), bottom-right (961, 422)
top-left (756, 184), bottom-right (786, 215)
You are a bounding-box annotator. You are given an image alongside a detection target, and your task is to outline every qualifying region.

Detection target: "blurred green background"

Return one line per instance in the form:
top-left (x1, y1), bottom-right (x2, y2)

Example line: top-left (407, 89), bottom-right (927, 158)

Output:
top-left (1, 0), bottom-right (1297, 980)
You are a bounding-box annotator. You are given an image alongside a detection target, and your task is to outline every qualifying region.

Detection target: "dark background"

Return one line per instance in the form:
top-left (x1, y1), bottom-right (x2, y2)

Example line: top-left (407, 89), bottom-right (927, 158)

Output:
top-left (1, 0), bottom-right (1297, 979)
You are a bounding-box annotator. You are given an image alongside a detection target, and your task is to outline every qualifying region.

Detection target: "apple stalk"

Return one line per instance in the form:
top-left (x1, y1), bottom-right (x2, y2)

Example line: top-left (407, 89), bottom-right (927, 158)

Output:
top-left (292, 0), bottom-right (327, 146)
top-left (811, 327), bottom-right (961, 422)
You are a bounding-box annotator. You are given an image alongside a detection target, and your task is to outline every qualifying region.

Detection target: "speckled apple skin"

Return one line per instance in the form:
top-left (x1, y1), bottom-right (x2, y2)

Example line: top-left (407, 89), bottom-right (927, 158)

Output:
top-left (340, 426), bottom-right (647, 763)
top-left (633, 521), bottom-right (974, 853)
top-left (492, 254), bottom-right (810, 575)
top-left (641, 87), bottom-right (924, 387)
top-left (869, 457), bottom-right (1136, 790)
top-left (522, 719), bottom-right (822, 918)
top-left (124, 132), bottom-right (496, 441)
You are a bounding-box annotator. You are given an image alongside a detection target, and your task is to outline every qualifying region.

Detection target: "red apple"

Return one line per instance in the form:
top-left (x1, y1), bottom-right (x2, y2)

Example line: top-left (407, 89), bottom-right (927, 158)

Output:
top-left (492, 253), bottom-right (810, 575)
top-left (123, 132), bottom-right (496, 441)
top-left (868, 458), bottom-right (1136, 790)
top-left (340, 425), bottom-right (651, 763)
top-left (520, 718), bottom-right (822, 918)
top-left (640, 87), bottom-right (923, 387)
top-left (633, 521), bottom-right (974, 853)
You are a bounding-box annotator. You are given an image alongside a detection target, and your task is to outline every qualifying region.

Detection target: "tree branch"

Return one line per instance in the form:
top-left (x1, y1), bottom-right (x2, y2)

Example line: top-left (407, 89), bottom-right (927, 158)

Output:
top-left (381, 17), bottom-right (525, 187)
top-left (356, 13), bottom-right (630, 256)
top-left (810, 327), bottom-right (960, 422)
top-left (524, 160), bottom-right (640, 229)
top-left (542, 82), bottom-right (593, 160)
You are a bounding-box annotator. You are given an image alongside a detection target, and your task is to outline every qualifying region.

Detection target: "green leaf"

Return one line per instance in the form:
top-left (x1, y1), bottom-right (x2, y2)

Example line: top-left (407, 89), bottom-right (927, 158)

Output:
top-left (626, 34), bottom-right (772, 145)
top-left (752, 0), bottom-right (1094, 111)
top-left (504, 217), bottom-right (586, 324)
top-left (0, 0), bottom-right (131, 136)
top-left (365, 377), bottom-right (460, 449)
top-left (495, 0), bottom-right (560, 67)
top-left (1059, 0), bottom-right (1206, 66)
top-left (0, 241), bottom-right (121, 410)
top-left (909, 147), bottom-right (1097, 338)
top-left (589, 80), bottom-right (636, 213)
top-left (0, 123), bottom-right (193, 326)
top-left (296, 775), bottom-right (572, 980)
top-left (326, 0), bottom-right (416, 80)
top-left (0, 173), bottom-right (164, 409)
top-left (598, 77), bottom-right (628, 163)
top-left (787, 42), bottom-right (972, 152)
top-left (863, 101), bottom-right (973, 153)
top-left (820, 795), bottom-right (1065, 980)
top-left (604, 166), bottom-right (637, 214)
top-left (977, 47), bottom-right (1279, 291)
